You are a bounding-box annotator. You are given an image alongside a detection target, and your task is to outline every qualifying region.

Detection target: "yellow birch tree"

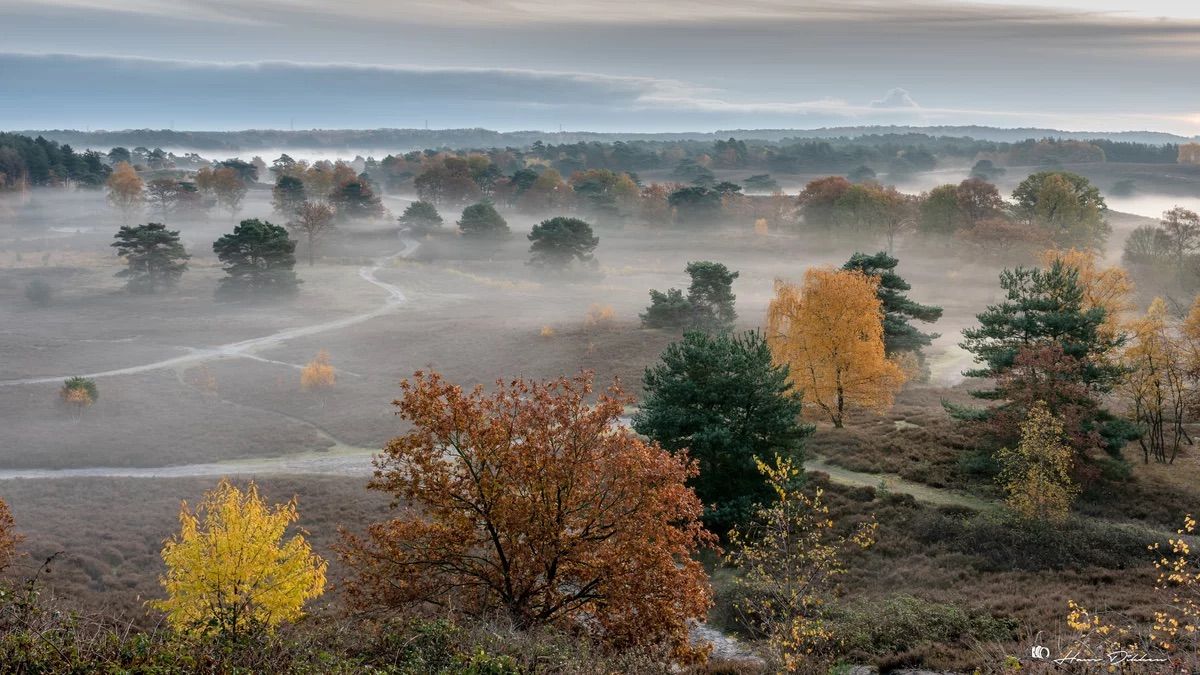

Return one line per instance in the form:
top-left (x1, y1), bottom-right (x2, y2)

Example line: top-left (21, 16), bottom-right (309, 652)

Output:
top-left (153, 480), bottom-right (326, 637)
top-left (766, 268), bottom-right (905, 427)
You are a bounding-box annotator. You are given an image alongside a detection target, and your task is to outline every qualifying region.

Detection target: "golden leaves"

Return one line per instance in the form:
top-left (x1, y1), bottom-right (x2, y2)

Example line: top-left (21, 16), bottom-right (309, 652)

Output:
top-left (766, 268), bottom-right (905, 427)
top-left (152, 480), bottom-right (326, 636)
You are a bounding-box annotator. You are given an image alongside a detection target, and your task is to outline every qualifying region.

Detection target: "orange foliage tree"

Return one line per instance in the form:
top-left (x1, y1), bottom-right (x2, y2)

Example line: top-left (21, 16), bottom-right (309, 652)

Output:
top-left (766, 269), bottom-right (905, 427)
top-left (339, 371), bottom-right (714, 658)
top-left (300, 350), bottom-right (336, 393)
top-left (106, 161), bottom-right (144, 224)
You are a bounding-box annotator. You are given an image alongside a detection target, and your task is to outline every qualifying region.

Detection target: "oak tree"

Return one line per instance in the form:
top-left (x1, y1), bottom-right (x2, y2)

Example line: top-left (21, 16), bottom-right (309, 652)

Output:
top-left (339, 371), bottom-right (714, 657)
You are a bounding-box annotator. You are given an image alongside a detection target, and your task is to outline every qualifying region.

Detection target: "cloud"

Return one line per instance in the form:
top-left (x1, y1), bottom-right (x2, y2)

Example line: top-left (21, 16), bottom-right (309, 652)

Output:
top-left (870, 88), bottom-right (920, 109)
top-left (0, 52), bottom-right (1195, 134)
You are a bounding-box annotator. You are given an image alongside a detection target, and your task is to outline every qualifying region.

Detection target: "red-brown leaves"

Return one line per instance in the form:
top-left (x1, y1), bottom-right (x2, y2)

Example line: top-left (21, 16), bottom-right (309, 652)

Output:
top-left (340, 371), bottom-right (714, 658)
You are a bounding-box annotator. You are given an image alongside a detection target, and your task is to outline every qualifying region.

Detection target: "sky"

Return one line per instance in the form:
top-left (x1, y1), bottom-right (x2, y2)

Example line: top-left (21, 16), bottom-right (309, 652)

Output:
top-left (1, 0), bottom-right (1199, 134)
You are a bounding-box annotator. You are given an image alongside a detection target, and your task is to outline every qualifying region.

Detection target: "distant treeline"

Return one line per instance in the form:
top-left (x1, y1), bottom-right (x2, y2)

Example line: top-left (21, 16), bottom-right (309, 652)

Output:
top-left (0, 132), bottom-right (111, 189)
top-left (18, 125), bottom-right (1198, 153)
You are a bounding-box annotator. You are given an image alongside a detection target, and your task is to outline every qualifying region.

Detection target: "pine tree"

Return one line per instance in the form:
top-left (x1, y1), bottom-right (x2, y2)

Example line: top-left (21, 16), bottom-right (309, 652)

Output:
top-left (111, 222), bottom-right (190, 293)
top-left (842, 251), bottom-right (942, 354)
top-left (634, 330), bottom-right (811, 533)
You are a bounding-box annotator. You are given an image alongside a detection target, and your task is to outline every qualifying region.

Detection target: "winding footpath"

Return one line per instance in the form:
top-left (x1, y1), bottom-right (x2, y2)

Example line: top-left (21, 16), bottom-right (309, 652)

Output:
top-left (0, 233), bottom-right (419, 387)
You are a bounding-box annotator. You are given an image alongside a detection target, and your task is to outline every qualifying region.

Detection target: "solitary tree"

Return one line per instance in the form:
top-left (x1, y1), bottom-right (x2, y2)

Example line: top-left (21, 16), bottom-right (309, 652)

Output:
top-left (996, 401), bottom-right (1079, 523)
top-left (527, 216), bottom-right (599, 270)
top-left (145, 178), bottom-right (186, 223)
top-left (397, 200), bottom-right (443, 234)
top-left (111, 222), bottom-right (190, 292)
top-left (212, 219), bottom-right (300, 299)
top-left (634, 331), bottom-right (811, 533)
top-left (457, 201), bottom-right (509, 238)
top-left (152, 480), bottom-right (327, 637)
top-left (339, 371), bottom-right (714, 658)
top-left (106, 161), bottom-right (143, 224)
top-left (300, 350), bottom-right (336, 397)
top-left (286, 201), bottom-right (335, 266)
top-left (1122, 299), bottom-right (1191, 464)
top-left (60, 376), bottom-right (97, 418)
top-left (766, 269), bottom-right (905, 427)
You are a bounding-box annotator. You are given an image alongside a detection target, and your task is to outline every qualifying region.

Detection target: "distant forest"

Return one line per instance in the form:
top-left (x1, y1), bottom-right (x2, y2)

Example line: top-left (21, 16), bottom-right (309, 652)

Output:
top-left (0, 128), bottom-right (1191, 192)
top-left (16, 125), bottom-right (1198, 154)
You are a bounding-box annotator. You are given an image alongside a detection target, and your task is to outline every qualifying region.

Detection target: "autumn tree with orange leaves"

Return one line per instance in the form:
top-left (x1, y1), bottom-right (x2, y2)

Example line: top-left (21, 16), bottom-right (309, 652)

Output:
top-left (766, 269), bottom-right (905, 427)
top-left (106, 161), bottom-right (143, 224)
top-left (339, 371), bottom-right (714, 659)
top-left (1040, 247), bottom-right (1134, 343)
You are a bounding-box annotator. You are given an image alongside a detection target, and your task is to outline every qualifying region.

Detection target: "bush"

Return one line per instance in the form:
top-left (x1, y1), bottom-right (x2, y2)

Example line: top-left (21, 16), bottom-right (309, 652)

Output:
top-left (24, 279), bottom-right (51, 307)
top-left (912, 509), bottom-right (1151, 571)
top-left (833, 595), bottom-right (1016, 656)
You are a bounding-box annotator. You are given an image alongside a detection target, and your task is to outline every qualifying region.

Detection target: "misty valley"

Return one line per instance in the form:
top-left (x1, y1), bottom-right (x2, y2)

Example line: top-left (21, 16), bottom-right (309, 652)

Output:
top-left (3, 6), bottom-right (1200, 668)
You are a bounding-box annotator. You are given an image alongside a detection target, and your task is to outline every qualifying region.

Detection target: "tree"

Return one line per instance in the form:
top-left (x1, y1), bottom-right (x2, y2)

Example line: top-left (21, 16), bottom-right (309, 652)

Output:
top-left (634, 331), bottom-right (811, 533)
top-left (106, 161), bottom-right (143, 223)
top-left (640, 288), bottom-right (693, 329)
top-left (685, 261), bottom-right (738, 332)
top-left (640, 261), bottom-right (738, 332)
top-left (1039, 247), bottom-right (1134, 342)
top-left (917, 184), bottom-right (963, 235)
top-left (955, 177), bottom-right (1005, 225)
top-left (766, 269), bottom-right (906, 427)
top-left (954, 262), bottom-right (1135, 468)
top-left (527, 217), bottom-right (599, 270)
top-left (970, 159), bottom-right (1005, 181)
top-left (1012, 171), bottom-right (1108, 248)
top-left (397, 200), bottom-right (443, 233)
top-left (797, 176), bottom-right (853, 226)
top-left (743, 174), bottom-right (779, 192)
top-left (1122, 299), bottom-right (1191, 464)
top-left (300, 350), bottom-right (336, 395)
top-left (212, 219), bottom-right (300, 299)
top-left (152, 480), bottom-right (326, 637)
top-left (667, 186), bottom-right (722, 225)
top-left (457, 201), bottom-right (509, 238)
top-left (1160, 207), bottom-right (1200, 286)
top-left (725, 455), bottom-right (876, 669)
top-left (339, 371), bottom-right (714, 658)
top-left (111, 223), bottom-right (190, 293)
top-left (271, 175), bottom-right (307, 218)
top-left (286, 202), bottom-right (335, 266)
top-left (145, 178), bottom-right (189, 223)
top-left (329, 178), bottom-right (384, 221)
top-left (961, 261), bottom-right (1122, 393)
top-left (60, 376), bottom-right (97, 417)
top-left (996, 401), bottom-right (1079, 524)
top-left (842, 251), bottom-right (942, 356)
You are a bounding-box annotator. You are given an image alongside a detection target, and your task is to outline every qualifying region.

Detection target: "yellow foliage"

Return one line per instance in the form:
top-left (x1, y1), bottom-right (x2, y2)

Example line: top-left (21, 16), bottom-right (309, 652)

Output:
top-left (584, 303), bottom-right (616, 328)
top-left (106, 161), bottom-right (144, 220)
top-left (753, 217), bottom-right (769, 236)
top-left (539, 325), bottom-right (555, 338)
top-left (1151, 514), bottom-right (1200, 652)
top-left (766, 268), bottom-right (905, 427)
top-left (725, 455), bottom-right (877, 669)
top-left (300, 350), bottom-right (336, 392)
top-left (1039, 247), bottom-right (1134, 342)
top-left (1121, 298), bottom-right (1190, 463)
top-left (996, 401), bottom-right (1078, 523)
top-left (152, 480), bottom-right (326, 636)
top-left (61, 387), bottom-right (92, 408)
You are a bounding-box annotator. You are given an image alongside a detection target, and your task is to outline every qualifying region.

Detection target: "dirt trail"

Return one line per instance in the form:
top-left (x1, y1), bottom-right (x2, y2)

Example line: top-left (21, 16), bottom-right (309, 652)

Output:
top-left (0, 233), bottom-right (419, 387)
